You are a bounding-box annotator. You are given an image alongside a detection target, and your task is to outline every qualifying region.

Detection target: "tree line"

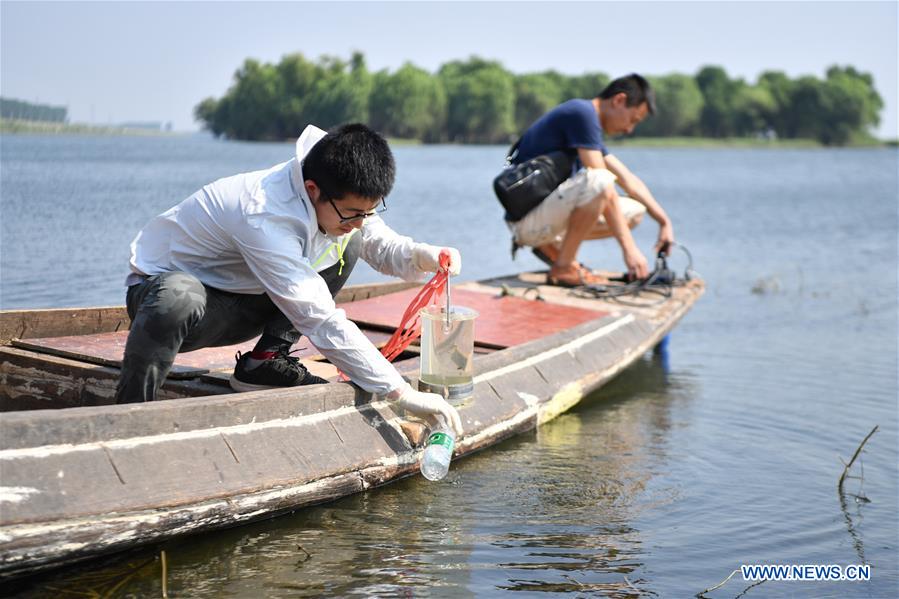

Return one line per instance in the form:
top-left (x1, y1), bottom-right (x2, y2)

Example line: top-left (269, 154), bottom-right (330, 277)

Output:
top-left (1, 98), bottom-right (67, 123)
top-left (195, 52), bottom-right (883, 146)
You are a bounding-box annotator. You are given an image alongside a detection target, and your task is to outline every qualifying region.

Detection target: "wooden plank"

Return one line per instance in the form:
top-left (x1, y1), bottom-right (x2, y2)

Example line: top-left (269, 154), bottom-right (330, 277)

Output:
top-left (0, 347), bottom-right (230, 412)
top-left (0, 403), bottom-right (410, 523)
top-left (468, 272), bottom-right (702, 321)
top-left (0, 468), bottom-right (372, 579)
top-left (333, 280), bottom-right (418, 303)
top-left (0, 451), bottom-right (128, 521)
top-left (12, 334), bottom-right (208, 378)
top-left (0, 378), bottom-right (362, 450)
top-left (0, 306), bottom-right (130, 345)
top-left (458, 279), bottom-right (619, 312)
top-left (341, 288), bottom-right (608, 349)
top-left (10, 329), bottom-right (394, 380)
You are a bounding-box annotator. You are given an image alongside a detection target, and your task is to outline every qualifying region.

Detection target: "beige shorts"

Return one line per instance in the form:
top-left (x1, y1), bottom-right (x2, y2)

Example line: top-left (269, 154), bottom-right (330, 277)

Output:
top-left (509, 168), bottom-right (646, 247)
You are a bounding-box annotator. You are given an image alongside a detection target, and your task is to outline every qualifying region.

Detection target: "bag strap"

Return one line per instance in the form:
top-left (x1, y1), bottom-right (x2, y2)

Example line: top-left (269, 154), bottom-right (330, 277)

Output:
top-left (504, 138), bottom-right (522, 166)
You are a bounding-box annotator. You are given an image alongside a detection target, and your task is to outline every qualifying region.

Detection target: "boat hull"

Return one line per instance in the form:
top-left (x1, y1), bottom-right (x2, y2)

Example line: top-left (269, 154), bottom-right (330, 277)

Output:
top-left (0, 276), bottom-right (703, 578)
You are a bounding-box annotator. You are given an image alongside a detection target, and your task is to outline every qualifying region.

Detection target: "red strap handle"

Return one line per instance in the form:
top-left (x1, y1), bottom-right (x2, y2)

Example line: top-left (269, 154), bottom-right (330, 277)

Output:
top-left (379, 250), bottom-right (451, 362)
top-left (336, 250), bottom-right (453, 381)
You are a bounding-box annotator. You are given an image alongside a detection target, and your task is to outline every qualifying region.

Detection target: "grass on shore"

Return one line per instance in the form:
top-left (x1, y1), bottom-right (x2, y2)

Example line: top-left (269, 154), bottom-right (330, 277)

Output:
top-left (612, 136), bottom-right (890, 149)
top-left (0, 118), bottom-right (174, 136)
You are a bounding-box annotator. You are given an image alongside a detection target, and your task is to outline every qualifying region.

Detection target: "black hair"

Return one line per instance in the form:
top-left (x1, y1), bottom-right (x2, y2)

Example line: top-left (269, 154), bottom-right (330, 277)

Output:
top-left (598, 74), bottom-right (656, 115)
top-left (302, 123), bottom-right (395, 200)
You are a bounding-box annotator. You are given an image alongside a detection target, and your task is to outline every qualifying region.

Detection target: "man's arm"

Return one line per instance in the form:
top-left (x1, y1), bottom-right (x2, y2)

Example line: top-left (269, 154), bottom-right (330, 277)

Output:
top-left (361, 216), bottom-right (461, 280)
top-left (232, 224), bottom-right (464, 434)
top-left (603, 154), bottom-right (675, 255)
top-left (577, 148), bottom-right (649, 278)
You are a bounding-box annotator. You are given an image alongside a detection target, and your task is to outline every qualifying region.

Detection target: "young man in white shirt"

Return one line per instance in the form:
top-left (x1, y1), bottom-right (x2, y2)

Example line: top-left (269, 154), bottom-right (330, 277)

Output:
top-left (116, 123), bottom-right (463, 434)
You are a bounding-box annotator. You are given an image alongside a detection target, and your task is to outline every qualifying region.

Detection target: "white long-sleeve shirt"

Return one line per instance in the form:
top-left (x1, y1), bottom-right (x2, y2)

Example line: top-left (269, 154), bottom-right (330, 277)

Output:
top-left (127, 125), bottom-right (426, 394)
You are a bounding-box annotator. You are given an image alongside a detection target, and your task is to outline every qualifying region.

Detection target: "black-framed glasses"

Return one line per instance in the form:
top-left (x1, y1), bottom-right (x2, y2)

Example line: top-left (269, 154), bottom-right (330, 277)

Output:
top-left (328, 198), bottom-right (387, 224)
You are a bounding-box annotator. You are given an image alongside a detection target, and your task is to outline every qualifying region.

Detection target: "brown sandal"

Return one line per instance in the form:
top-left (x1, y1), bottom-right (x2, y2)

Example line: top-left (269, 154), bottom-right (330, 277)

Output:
top-left (546, 265), bottom-right (607, 288)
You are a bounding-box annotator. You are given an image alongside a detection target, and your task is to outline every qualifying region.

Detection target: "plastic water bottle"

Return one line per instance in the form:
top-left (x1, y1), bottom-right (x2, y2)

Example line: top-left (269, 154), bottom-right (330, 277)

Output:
top-left (420, 425), bottom-right (455, 481)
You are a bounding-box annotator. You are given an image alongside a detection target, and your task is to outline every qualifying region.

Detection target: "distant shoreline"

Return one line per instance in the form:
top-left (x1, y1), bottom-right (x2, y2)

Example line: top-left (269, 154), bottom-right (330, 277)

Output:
top-left (612, 136), bottom-right (895, 149)
top-left (0, 118), bottom-right (179, 136)
top-left (2, 120), bottom-right (893, 148)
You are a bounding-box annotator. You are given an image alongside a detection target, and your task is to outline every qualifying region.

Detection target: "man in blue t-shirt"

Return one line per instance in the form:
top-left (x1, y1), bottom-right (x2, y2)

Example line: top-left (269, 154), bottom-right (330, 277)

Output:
top-left (507, 74), bottom-right (674, 287)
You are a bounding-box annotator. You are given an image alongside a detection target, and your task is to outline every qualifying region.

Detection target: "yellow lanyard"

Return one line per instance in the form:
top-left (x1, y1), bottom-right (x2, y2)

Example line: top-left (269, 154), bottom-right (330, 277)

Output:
top-left (311, 229), bottom-right (356, 276)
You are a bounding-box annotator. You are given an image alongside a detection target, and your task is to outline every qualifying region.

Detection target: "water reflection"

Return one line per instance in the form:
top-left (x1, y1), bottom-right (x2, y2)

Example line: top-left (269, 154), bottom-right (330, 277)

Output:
top-left (654, 334), bottom-right (671, 374)
top-left (485, 355), bottom-right (695, 595)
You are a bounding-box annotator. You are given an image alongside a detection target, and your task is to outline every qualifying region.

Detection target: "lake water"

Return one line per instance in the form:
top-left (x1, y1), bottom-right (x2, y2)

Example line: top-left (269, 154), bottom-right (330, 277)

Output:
top-left (1, 135), bottom-right (897, 598)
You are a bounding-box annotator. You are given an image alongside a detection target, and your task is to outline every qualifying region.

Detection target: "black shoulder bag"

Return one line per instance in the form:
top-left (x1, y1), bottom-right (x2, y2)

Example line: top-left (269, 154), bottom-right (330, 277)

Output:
top-left (492, 139), bottom-right (573, 222)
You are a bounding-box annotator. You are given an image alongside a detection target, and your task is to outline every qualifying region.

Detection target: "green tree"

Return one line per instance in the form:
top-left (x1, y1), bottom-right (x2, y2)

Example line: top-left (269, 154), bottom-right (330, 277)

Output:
top-left (275, 53), bottom-right (318, 138)
top-left (218, 58), bottom-right (284, 140)
top-left (640, 74), bottom-right (704, 136)
top-left (369, 62), bottom-right (447, 141)
top-left (785, 68), bottom-right (883, 145)
top-left (819, 65), bottom-right (883, 144)
top-left (757, 70), bottom-right (795, 136)
top-left (193, 97), bottom-right (222, 136)
top-left (439, 57), bottom-right (516, 143)
top-left (789, 75), bottom-right (828, 140)
top-left (732, 85), bottom-right (776, 136)
top-left (194, 52), bottom-right (884, 145)
top-left (564, 72), bottom-right (610, 100)
top-left (695, 65), bottom-right (742, 137)
top-left (513, 72), bottom-right (564, 131)
top-left (303, 52), bottom-right (372, 130)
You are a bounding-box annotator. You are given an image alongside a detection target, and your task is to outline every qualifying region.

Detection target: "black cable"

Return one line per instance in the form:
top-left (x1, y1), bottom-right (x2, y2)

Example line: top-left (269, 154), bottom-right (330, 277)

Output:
top-left (571, 242), bottom-right (695, 304)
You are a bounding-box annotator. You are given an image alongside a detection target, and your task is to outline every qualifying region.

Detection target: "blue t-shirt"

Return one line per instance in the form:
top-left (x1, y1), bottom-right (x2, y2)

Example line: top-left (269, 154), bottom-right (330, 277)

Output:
top-left (513, 99), bottom-right (608, 165)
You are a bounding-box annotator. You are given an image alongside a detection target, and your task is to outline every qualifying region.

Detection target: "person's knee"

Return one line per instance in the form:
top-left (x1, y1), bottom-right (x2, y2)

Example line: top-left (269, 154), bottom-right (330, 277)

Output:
top-left (582, 167), bottom-right (617, 198)
top-left (598, 182), bottom-right (618, 213)
top-left (569, 168), bottom-right (616, 213)
top-left (628, 212), bottom-right (645, 229)
top-left (579, 183), bottom-right (615, 217)
top-left (145, 272), bottom-right (207, 330)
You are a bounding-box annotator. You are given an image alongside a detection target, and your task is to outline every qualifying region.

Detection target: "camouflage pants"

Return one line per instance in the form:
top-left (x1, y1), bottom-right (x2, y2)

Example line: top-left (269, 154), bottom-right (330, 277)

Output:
top-left (115, 235), bottom-right (360, 403)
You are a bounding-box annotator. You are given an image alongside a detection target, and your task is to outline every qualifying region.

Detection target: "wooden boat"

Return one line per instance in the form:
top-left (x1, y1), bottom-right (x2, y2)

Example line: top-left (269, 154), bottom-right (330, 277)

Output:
top-left (0, 272), bottom-right (703, 578)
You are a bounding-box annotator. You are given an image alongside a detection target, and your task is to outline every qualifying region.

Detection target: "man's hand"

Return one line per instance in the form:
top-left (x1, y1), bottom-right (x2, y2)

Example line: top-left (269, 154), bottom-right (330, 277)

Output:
top-left (388, 383), bottom-right (463, 435)
top-left (654, 221), bottom-right (675, 256)
top-left (413, 245), bottom-right (462, 276)
top-left (623, 244), bottom-right (649, 280)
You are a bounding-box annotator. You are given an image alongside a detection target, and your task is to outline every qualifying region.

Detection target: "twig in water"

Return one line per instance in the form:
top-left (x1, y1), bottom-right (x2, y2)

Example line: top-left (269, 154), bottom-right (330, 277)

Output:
top-left (561, 573), bottom-right (584, 587)
top-left (100, 557), bottom-right (156, 599)
top-left (733, 579), bottom-right (766, 598)
top-left (296, 544), bottom-right (312, 563)
top-left (623, 574), bottom-right (653, 595)
top-left (838, 425), bottom-right (878, 493)
top-left (695, 569), bottom-right (738, 597)
top-left (161, 550), bottom-right (168, 598)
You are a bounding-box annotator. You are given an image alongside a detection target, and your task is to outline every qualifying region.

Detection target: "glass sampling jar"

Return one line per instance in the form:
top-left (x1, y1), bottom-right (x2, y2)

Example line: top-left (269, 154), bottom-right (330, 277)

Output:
top-left (418, 305), bottom-right (478, 402)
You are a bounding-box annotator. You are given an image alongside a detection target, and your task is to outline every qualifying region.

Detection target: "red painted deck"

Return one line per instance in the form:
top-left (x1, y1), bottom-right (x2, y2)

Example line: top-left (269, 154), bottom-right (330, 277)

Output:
top-left (13, 329), bottom-right (391, 378)
top-left (340, 288), bottom-right (607, 349)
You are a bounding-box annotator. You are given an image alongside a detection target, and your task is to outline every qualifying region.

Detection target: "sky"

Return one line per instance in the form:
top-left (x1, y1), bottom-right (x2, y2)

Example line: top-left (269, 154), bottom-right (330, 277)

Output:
top-left (2, 1), bottom-right (897, 138)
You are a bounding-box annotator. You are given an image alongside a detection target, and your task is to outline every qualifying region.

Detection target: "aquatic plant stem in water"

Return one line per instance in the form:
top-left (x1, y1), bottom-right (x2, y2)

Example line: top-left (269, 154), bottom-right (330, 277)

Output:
top-left (838, 425), bottom-right (879, 493)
